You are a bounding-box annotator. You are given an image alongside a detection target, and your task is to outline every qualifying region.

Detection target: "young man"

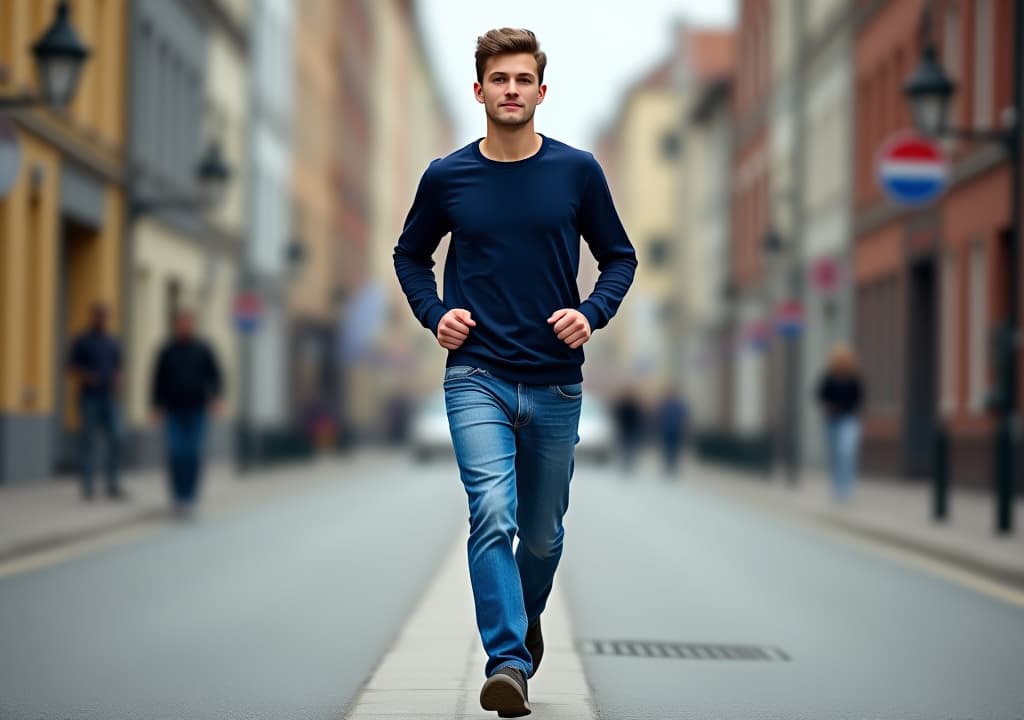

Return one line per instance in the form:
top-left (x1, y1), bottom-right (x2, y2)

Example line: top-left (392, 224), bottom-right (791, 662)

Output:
top-left (394, 28), bottom-right (636, 717)
top-left (150, 309), bottom-right (224, 520)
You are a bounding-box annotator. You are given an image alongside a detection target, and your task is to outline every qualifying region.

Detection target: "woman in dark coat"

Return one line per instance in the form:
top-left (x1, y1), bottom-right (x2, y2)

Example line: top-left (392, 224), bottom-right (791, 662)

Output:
top-left (816, 344), bottom-right (864, 502)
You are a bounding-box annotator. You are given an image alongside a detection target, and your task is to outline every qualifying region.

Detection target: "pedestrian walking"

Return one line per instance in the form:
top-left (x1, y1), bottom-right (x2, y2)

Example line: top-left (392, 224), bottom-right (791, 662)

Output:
top-left (67, 303), bottom-right (125, 500)
top-left (655, 387), bottom-right (688, 477)
top-left (150, 309), bottom-right (223, 520)
top-left (816, 343), bottom-right (864, 502)
top-left (393, 28), bottom-right (637, 718)
top-left (612, 389), bottom-right (644, 473)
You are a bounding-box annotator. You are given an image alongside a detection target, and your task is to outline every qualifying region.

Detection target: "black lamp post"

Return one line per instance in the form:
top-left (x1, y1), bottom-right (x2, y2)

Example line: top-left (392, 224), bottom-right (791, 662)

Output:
top-left (0, 2), bottom-right (91, 110)
top-left (131, 140), bottom-right (232, 217)
top-left (904, 8), bottom-right (1022, 534)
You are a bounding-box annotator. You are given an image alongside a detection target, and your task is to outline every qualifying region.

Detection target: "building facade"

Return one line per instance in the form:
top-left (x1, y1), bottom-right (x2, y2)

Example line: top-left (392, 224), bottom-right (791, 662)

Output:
top-left (853, 0), bottom-right (1020, 487)
top-left (730, 0), bottom-right (773, 448)
top-left (344, 0), bottom-right (452, 441)
top-left (289, 0), bottom-right (339, 450)
top-left (124, 0), bottom-right (240, 466)
top-left (797, 0), bottom-right (855, 469)
top-left (0, 0), bottom-right (129, 484)
top-left (240, 0), bottom-right (292, 460)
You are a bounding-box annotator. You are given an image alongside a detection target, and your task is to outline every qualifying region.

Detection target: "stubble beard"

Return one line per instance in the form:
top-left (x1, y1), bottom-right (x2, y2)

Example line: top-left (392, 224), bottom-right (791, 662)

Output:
top-left (486, 103), bottom-right (536, 128)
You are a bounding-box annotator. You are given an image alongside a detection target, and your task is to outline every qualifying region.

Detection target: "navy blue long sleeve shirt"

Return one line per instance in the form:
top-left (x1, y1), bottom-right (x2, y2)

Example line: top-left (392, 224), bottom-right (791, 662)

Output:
top-left (393, 135), bottom-right (637, 385)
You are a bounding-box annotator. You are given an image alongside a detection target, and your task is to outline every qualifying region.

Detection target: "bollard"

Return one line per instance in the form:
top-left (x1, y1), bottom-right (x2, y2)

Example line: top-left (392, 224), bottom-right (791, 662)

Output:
top-left (932, 425), bottom-right (949, 522)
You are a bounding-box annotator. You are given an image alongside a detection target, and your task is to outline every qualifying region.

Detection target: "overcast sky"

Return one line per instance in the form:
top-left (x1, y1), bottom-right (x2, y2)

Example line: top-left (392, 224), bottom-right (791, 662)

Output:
top-left (415, 0), bottom-right (737, 152)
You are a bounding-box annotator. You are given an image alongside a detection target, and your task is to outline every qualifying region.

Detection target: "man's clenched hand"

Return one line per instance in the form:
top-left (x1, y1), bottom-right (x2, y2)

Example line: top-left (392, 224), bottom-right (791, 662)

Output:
top-left (437, 308), bottom-right (476, 350)
top-left (548, 309), bottom-right (591, 349)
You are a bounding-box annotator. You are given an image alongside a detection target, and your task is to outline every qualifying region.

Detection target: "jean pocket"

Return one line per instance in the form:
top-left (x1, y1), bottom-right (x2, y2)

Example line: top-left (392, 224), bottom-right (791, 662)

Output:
top-left (551, 382), bottom-right (583, 400)
top-left (444, 365), bottom-right (486, 382)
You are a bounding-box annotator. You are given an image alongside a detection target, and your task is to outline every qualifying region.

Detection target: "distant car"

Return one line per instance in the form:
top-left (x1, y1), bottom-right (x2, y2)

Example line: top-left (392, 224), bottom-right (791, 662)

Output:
top-left (410, 391), bottom-right (453, 462)
top-left (575, 394), bottom-right (613, 464)
top-left (410, 389), bottom-right (613, 464)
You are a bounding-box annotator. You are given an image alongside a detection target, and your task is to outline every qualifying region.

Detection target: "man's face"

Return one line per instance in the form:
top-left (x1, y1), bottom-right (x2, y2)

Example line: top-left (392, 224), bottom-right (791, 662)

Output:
top-left (174, 312), bottom-right (196, 339)
top-left (91, 305), bottom-right (108, 331)
top-left (474, 53), bottom-right (546, 128)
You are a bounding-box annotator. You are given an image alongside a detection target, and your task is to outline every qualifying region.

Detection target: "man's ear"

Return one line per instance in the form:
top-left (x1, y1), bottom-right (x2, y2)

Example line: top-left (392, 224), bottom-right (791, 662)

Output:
top-left (536, 84), bottom-right (547, 105)
top-left (473, 81), bottom-right (485, 104)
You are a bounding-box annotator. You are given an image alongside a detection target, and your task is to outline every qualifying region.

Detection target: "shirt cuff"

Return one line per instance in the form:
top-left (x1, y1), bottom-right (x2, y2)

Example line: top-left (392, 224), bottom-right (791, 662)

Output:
top-left (578, 301), bottom-right (601, 333)
top-left (426, 304), bottom-right (448, 336)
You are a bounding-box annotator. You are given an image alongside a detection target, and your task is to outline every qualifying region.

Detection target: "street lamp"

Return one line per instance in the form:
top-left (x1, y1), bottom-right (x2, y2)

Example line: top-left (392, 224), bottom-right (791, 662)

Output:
top-left (0, 2), bottom-right (91, 110)
top-left (131, 139), bottom-right (232, 217)
top-left (903, 45), bottom-right (954, 137)
top-left (284, 236), bottom-right (306, 279)
top-left (904, 10), bottom-right (1022, 535)
top-left (196, 141), bottom-right (232, 210)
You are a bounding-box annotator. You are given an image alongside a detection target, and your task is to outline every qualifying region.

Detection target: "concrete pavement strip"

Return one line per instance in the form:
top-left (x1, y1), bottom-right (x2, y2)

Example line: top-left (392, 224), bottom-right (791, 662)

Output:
top-left (343, 533), bottom-right (597, 719)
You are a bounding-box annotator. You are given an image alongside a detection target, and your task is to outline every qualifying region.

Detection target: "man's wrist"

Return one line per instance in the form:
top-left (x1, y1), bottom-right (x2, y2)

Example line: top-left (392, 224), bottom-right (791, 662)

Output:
top-left (577, 303), bottom-right (599, 334)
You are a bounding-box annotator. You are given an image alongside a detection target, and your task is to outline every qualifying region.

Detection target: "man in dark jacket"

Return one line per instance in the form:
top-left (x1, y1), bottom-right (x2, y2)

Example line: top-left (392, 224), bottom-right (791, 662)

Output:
top-left (68, 303), bottom-right (124, 500)
top-left (151, 309), bottom-right (223, 518)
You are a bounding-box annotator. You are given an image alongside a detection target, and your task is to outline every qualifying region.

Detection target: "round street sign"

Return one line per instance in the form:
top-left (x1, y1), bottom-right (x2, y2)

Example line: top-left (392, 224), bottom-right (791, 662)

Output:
top-left (877, 133), bottom-right (949, 206)
top-left (775, 299), bottom-right (805, 339)
top-left (0, 116), bottom-right (22, 199)
top-left (810, 256), bottom-right (842, 296)
top-left (233, 291), bottom-right (264, 334)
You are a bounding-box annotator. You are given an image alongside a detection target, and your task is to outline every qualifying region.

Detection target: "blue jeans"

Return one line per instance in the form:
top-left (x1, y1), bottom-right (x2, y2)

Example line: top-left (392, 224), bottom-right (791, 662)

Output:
top-left (827, 416), bottom-right (861, 501)
top-left (78, 395), bottom-right (120, 495)
top-left (165, 410), bottom-right (207, 505)
top-left (444, 366), bottom-right (582, 678)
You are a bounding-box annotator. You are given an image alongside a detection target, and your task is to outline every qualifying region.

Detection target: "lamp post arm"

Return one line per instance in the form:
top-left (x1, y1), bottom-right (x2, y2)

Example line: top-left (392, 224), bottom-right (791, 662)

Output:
top-left (938, 126), bottom-right (1015, 148)
top-left (0, 96), bottom-right (45, 109)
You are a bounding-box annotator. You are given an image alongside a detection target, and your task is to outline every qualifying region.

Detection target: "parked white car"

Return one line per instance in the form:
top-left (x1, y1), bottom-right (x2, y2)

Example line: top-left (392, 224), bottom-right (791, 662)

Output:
top-left (409, 390), bottom-right (613, 464)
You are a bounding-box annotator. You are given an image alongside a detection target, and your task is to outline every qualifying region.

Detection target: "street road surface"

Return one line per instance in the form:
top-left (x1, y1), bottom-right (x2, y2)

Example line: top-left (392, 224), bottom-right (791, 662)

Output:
top-left (2, 454), bottom-right (1022, 719)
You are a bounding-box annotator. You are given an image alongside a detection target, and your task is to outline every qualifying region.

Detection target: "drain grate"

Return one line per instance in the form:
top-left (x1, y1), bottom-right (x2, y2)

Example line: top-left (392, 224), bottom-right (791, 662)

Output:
top-left (578, 640), bottom-right (791, 662)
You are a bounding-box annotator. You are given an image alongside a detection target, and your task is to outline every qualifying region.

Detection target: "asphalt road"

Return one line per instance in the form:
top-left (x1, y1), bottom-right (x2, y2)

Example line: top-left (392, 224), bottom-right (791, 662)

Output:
top-left (4, 454), bottom-right (1023, 720)
top-left (0, 457), bottom-right (466, 720)
top-left (561, 462), bottom-right (1024, 720)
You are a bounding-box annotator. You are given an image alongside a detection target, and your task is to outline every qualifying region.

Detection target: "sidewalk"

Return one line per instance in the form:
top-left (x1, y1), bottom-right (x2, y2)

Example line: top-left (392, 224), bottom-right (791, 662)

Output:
top-left (0, 455), bottom-right (351, 565)
top-left (344, 533), bottom-right (596, 719)
top-left (689, 459), bottom-right (1024, 590)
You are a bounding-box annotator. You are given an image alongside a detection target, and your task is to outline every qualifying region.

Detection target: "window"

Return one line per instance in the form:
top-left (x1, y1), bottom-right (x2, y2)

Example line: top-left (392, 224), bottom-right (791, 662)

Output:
top-left (940, 253), bottom-right (959, 414)
top-left (968, 241), bottom-right (988, 412)
top-left (974, 0), bottom-right (993, 128)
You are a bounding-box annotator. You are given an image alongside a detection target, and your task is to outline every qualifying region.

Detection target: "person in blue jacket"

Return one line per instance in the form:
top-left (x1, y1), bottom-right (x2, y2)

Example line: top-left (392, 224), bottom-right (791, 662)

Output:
top-left (393, 28), bottom-right (636, 717)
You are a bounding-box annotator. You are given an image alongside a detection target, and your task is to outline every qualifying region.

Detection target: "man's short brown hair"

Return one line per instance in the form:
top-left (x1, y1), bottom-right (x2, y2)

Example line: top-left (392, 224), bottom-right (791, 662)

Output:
top-left (475, 28), bottom-right (547, 84)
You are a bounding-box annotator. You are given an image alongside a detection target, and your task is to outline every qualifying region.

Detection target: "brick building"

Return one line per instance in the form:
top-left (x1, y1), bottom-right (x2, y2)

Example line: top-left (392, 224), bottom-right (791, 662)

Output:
top-left (853, 0), bottom-right (1021, 486)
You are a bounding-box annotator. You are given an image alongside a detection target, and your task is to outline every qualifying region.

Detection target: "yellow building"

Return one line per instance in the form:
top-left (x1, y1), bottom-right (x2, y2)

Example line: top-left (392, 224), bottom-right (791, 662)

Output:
top-left (600, 26), bottom-right (734, 401)
top-left (0, 0), bottom-right (128, 484)
top-left (344, 0), bottom-right (453, 439)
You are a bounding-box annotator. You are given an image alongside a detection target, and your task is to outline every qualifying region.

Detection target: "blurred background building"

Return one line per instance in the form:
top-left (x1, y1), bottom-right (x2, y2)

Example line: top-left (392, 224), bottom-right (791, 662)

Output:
top-left (0, 0), bottom-right (129, 484)
top-left (0, 0), bottom-right (1020, 498)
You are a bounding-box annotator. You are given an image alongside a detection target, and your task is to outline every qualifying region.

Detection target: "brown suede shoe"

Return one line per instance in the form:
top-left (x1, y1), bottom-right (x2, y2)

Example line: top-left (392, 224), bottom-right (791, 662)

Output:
top-left (526, 618), bottom-right (543, 679)
top-left (480, 666), bottom-right (531, 717)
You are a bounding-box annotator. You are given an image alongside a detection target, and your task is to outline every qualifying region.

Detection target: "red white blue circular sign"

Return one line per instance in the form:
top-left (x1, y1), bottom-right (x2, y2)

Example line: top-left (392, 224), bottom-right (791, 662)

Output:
top-left (775, 299), bottom-right (805, 339)
top-left (232, 291), bottom-right (264, 334)
top-left (877, 133), bottom-right (949, 206)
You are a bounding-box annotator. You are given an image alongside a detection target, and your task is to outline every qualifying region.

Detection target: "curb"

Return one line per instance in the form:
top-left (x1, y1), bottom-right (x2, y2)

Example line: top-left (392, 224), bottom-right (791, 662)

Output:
top-left (0, 507), bottom-right (170, 566)
top-left (812, 510), bottom-right (1024, 591)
